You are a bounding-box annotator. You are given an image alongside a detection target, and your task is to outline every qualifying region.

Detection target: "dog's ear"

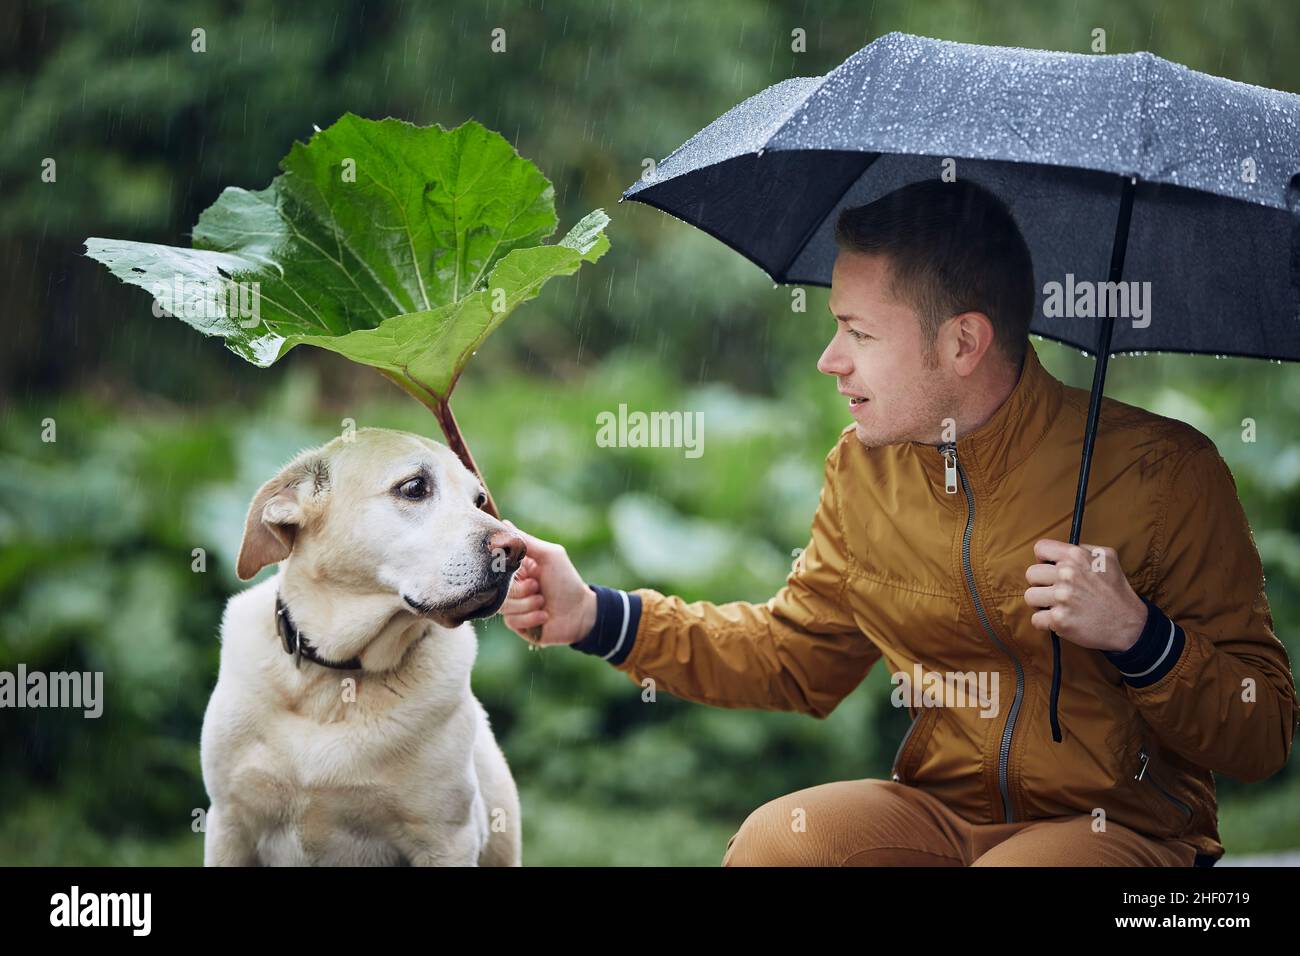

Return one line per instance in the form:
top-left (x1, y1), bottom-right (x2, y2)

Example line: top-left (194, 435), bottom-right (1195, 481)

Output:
top-left (235, 455), bottom-right (328, 580)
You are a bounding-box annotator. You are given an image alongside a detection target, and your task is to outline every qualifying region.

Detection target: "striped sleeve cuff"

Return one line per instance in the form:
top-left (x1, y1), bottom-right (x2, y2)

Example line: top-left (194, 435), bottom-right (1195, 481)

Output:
top-left (569, 584), bottom-right (640, 665)
top-left (1103, 596), bottom-right (1186, 688)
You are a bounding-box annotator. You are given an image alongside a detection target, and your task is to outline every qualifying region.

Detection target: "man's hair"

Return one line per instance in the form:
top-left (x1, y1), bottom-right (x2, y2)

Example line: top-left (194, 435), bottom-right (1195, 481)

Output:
top-left (833, 179), bottom-right (1034, 370)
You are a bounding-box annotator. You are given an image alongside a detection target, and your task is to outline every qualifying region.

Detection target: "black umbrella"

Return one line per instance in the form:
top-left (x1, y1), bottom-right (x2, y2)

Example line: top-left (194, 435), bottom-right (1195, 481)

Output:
top-left (620, 31), bottom-right (1300, 743)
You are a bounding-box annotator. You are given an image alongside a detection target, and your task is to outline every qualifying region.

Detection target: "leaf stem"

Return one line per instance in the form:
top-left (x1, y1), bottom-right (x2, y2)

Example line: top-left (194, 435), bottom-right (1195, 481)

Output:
top-left (377, 368), bottom-right (543, 644)
top-left (377, 369), bottom-right (500, 518)
top-left (434, 399), bottom-right (501, 519)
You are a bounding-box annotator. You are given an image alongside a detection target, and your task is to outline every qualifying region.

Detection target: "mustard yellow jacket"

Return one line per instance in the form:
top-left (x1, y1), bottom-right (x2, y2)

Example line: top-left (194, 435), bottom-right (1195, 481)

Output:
top-left (571, 342), bottom-right (1299, 861)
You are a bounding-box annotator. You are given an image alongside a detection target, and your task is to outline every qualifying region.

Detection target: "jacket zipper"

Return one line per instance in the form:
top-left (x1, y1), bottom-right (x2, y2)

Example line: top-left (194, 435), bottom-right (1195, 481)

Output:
top-left (940, 441), bottom-right (1026, 824)
top-left (1136, 748), bottom-right (1193, 820)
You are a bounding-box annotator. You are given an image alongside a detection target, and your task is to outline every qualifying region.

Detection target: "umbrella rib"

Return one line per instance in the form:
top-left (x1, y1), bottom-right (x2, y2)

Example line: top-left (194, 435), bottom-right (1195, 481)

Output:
top-left (1134, 52), bottom-right (1155, 179)
top-left (775, 152), bottom-right (882, 282)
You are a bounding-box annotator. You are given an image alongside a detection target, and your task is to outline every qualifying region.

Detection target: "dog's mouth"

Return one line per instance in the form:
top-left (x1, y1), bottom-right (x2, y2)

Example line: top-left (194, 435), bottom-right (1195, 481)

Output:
top-left (404, 585), bottom-right (507, 628)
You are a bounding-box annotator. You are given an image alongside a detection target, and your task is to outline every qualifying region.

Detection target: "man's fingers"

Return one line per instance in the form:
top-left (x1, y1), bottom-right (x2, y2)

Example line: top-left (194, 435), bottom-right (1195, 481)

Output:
top-left (1024, 563), bottom-right (1057, 586)
top-left (502, 592), bottom-right (545, 616)
top-left (1033, 538), bottom-right (1081, 564)
top-left (504, 610), bottom-right (548, 633)
top-left (1030, 609), bottom-right (1056, 632)
top-left (499, 520), bottom-right (567, 642)
top-left (506, 559), bottom-right (540, 594)
top-left (507, 594), bottom-right (546, 614)
top-left (1024, 585), bottom-right (1057, 608)
top-left (508, 575), bottom-right (539, 598)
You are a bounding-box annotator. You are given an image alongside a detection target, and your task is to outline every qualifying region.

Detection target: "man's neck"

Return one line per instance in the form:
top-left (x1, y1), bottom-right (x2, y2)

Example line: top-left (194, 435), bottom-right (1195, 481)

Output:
top-left (963, 353), bottom-right (1023, 435)
top-left (919, 352), bottom-right (1023, 447)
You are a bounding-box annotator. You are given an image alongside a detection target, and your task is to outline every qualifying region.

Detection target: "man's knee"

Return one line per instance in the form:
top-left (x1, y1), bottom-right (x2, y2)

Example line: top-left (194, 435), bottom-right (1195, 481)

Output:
top-left (722, 791), bottom-right (820, 866)
top-left (722, 779), bottom-right (925, 867)
top-left (971, 817), bottom-right (1195, 867)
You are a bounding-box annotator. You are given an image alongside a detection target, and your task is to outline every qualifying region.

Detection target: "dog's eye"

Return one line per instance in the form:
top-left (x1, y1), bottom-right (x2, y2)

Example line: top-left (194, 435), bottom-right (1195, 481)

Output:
top-left (397, 476), bottom-right (428, 500)
top-left (474, 491), bottom-right (488, 510)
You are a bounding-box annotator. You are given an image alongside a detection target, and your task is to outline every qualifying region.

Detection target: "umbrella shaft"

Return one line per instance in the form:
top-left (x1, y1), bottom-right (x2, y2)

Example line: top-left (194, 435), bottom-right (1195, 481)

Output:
top-left (1069, 176), bottom-right (1137, 545)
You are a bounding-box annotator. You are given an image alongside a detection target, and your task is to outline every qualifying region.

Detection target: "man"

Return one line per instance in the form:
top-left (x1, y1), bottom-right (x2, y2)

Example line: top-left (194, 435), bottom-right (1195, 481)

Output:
top-left (501, 179), bottom-right (1300, 866)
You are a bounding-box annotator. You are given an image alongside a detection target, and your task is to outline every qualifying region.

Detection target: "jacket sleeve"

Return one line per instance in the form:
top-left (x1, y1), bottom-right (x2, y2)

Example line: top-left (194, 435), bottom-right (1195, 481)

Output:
top-left (1103, 441), bottom-right (1300, 782)
top-left (573, 435), bottom-right (881, 718)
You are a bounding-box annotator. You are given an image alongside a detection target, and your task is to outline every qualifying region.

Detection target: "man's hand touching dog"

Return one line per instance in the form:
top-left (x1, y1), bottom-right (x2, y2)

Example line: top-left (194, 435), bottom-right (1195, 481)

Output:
top-left (499, 521), bottom-right (597, 647)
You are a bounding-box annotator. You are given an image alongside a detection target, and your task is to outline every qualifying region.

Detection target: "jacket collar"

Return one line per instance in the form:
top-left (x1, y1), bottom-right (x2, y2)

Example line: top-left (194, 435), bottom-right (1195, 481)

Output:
top-left (910, 341), bottom-right (1065, 488)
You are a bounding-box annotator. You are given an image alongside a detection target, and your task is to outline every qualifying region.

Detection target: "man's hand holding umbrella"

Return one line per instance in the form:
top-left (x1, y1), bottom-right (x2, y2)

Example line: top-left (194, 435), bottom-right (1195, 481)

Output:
top-left (1024, 539), bottom-right (1148, 653)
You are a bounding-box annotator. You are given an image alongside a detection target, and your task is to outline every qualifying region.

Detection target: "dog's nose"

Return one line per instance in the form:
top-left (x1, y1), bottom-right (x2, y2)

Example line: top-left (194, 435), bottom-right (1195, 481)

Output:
top-left (488, 530), bottom-right (526, 574)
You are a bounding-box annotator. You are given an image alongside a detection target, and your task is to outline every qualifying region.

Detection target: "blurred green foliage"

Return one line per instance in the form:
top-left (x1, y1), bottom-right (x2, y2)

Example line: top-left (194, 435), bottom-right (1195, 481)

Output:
top-left (1, 0), bottom-right (1298, 864)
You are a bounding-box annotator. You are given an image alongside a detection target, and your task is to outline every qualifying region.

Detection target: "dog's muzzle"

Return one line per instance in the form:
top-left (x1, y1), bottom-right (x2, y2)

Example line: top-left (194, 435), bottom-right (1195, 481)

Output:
top-left (403, 529), bottom-right (525, 627)
top-left (404, 580), bottom-right (511, 628)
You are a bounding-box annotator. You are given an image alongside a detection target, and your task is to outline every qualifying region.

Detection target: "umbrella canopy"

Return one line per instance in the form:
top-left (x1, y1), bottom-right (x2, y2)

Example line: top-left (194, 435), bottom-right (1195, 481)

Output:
top-left (620, 32), bottom-right (1300, 744)
top-left (621, 31), bottom-right (1300, 361)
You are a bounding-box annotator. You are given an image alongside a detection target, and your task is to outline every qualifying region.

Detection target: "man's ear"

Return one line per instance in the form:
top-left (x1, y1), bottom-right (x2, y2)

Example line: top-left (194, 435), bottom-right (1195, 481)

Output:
top-left (235, 455), bottom-right (327, 580)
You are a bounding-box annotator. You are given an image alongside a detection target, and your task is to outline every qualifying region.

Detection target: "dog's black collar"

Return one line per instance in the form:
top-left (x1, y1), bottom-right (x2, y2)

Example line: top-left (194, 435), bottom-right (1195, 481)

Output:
top-left (275, 593), bottom-right (363, 671)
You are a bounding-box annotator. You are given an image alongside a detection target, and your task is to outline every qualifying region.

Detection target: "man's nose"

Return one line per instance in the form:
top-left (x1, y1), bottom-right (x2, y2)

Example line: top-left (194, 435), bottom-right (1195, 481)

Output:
top-left (817, 338), bottom-right (850, 376)
top-left (488, 530), bottom-right (527, 574)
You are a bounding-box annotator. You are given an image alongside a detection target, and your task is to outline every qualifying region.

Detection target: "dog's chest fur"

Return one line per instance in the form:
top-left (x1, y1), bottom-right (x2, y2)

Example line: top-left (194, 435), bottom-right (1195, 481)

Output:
top-left (234, 690), bottom-right (487, 866)
top-left (202, 578), bottom-right (491, 866)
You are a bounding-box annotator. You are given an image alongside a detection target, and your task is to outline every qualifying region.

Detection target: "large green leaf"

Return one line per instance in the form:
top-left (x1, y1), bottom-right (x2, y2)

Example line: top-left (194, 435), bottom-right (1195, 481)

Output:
top-left (84, 113), bottom-right (609, 402)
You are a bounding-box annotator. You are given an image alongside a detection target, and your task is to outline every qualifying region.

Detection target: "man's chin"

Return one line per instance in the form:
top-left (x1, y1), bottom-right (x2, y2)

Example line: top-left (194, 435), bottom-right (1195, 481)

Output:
top-left (852, 423), bottom-right (885, 449)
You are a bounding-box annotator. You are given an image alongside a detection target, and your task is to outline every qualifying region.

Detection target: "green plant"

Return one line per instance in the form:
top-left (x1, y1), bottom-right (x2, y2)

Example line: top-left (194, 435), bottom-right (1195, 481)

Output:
top-left (84, 112), bottom-right (609, 513)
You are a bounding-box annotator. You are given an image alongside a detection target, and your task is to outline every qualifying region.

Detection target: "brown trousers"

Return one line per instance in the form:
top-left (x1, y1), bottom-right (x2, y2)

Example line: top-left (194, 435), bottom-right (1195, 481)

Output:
top-left (722, 779), bottom-right (1199, 866)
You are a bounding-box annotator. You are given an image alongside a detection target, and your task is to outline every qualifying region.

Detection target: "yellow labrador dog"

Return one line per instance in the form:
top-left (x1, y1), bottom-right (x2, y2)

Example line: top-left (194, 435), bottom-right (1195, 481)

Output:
top-left (200, 427), bottom-right (523, 866)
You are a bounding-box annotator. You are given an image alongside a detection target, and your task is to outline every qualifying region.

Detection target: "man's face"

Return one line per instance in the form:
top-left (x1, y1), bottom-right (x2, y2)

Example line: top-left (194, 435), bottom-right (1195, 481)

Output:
top-left (817, 250), bottom-right (959, 449)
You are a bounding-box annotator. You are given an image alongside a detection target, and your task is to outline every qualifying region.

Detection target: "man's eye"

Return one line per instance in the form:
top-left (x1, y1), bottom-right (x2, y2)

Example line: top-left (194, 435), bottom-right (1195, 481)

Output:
top-left (849, 329), bottom-right (869, 342)
top-left (397, 476), bottom-right (428, 500)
